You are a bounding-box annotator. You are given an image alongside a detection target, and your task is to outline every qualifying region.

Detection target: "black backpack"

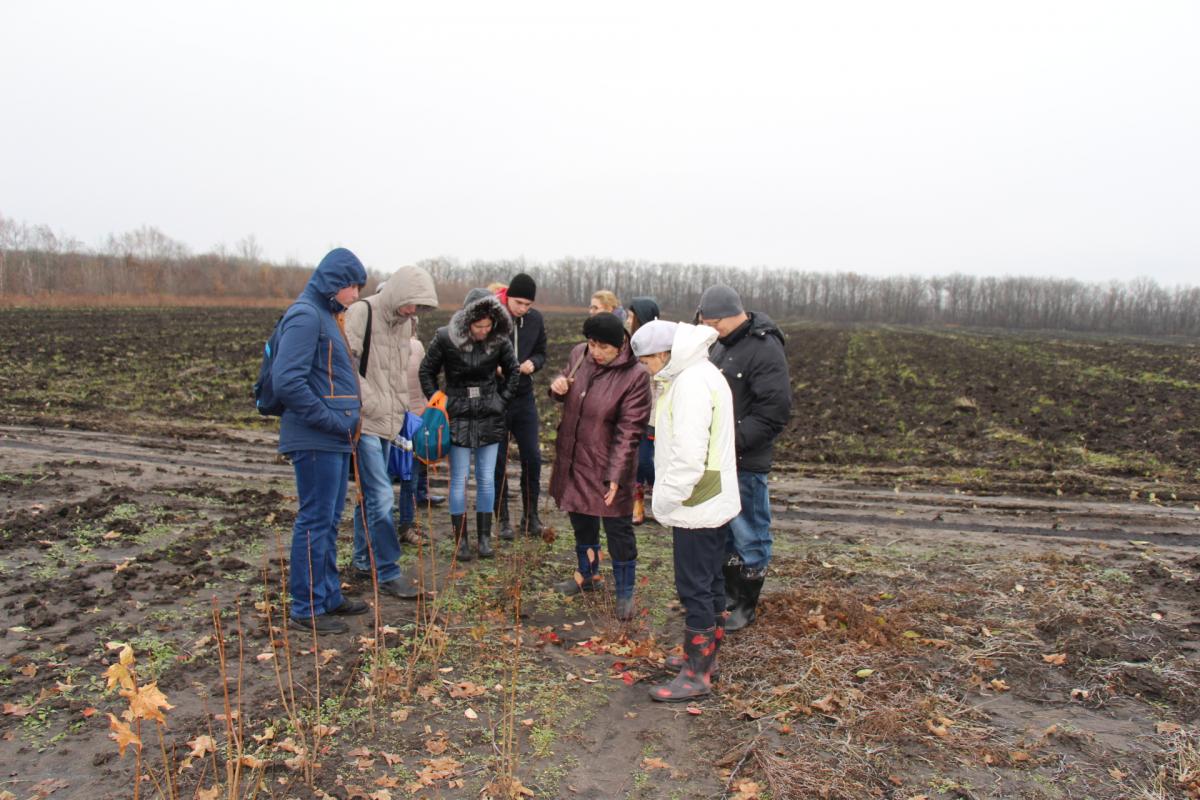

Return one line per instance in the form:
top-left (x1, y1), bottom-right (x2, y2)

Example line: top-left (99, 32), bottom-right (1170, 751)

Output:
top-left (252, 301), bottom-right (372, 417)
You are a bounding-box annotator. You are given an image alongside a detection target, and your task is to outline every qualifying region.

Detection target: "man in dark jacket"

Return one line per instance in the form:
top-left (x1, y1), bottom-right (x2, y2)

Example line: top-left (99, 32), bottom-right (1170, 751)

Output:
top-left (493, 273), bottom-right (548, 539)
top-left (698, 285), bottom-right (792, 632)
top-left (274, 248), bottom-right (371, 635)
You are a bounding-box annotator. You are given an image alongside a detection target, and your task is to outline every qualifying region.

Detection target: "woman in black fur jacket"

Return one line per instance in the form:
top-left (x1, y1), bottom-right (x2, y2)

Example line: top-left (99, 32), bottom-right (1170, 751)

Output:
top-left (419, 289), bottom-right (520, 560)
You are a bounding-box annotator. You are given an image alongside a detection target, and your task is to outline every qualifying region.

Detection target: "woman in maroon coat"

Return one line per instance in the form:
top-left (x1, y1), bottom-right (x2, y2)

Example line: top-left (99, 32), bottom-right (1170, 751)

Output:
top-left (548, 313), bottom-right (652, 620)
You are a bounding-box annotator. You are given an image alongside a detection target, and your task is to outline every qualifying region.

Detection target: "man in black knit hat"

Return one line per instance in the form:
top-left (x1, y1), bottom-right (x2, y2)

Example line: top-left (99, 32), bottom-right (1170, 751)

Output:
top-left (494, 273), bottom-right (548, 538)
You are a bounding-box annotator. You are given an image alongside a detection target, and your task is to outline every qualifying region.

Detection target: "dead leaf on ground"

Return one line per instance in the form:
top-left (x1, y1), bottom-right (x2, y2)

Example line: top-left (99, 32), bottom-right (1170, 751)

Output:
top-left (643, 756), bottom-right (671, 770)
top-left (1042, 653), bottom-right (1067, 666)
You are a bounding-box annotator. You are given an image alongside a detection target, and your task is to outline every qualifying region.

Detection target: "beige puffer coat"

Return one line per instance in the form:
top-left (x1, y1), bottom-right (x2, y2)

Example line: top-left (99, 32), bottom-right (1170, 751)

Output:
top-left (345, 265), bottom-right (439, 439)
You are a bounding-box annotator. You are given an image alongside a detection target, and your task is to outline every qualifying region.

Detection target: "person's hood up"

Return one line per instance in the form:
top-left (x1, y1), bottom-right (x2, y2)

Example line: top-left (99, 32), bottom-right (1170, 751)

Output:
top-left (448, 291), bottom-right (513, 350)
top-left (305, 248), bottom-right (368, 311)
top-left (377, 265), bottom-right (439, 321)
top-left (627, 297), bottom-right (660, 326)
top-left (657, 322), bottom-right (718, 383)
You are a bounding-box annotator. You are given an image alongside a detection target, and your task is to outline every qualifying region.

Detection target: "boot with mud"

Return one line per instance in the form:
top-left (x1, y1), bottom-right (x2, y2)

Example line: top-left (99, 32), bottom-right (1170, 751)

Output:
top-left (722, 553), bottom-right (742, 613)
top-left (649, 626), bottom-right (717, 702)
top-left (554, 544), bottom-right (600, 595)
top-left (725, 566), bottom-right (765, 632)
top-left (665, 614), bottom-right (725, 681)
top-left (451, 513), bottom-right (473, 562)
top-left (632, 485), bottom-right (646, 525)
top-left (613, 559), bottom-right (637, 621)
top-left (476, 511), bottom-right (494, 559)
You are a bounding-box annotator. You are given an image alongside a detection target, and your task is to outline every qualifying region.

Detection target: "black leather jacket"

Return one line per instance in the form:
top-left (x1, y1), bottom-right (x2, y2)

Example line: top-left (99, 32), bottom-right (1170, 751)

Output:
top-left (419, 293), bottom-right (520, 448)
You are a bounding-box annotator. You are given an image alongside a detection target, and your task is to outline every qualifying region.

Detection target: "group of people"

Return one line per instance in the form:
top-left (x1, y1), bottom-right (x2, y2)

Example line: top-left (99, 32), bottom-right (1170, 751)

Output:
top-left (270, 248), bottom-right (792, 703)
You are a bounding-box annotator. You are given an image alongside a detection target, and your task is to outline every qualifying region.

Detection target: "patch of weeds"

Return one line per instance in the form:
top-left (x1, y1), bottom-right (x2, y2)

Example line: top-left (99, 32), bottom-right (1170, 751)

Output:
top-left (130, 632), bottom-right (181, 680)
top-left (529, 725), bottom-right (556, 758)
top-left (103, 503), bottom-right (140, 523)
top-left (1097, 568), bottom-right (1133, 585)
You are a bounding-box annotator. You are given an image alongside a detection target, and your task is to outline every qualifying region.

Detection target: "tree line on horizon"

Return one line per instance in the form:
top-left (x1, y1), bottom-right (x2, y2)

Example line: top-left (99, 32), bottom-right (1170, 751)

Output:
top-left (2, 214), bottom-right (1198, 336)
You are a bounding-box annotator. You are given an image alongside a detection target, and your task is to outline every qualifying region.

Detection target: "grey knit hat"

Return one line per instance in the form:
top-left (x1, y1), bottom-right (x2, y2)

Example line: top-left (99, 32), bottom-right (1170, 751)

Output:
top-left (698, 285), bottom-right (744, 319)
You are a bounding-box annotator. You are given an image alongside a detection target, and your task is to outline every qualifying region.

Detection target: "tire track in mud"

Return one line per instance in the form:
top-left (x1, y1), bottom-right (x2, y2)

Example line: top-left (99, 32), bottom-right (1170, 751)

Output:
top-left (0, 425), bottom-right (290, 478)
top-left (775, 506), bottom-right (1200, 546)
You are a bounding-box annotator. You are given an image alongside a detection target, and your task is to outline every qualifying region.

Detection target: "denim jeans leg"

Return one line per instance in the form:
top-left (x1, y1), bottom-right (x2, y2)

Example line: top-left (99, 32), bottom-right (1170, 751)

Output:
top-left (473, 443), bottom-right (499, 513)
top-left (725, 471), bottom-right (772, 570)
top-left (289, 449), bottom-right (351, 619)
top-left (352, 435), bottom-right (401, 582)
top-left (448, 446), bottom-right (472, 515)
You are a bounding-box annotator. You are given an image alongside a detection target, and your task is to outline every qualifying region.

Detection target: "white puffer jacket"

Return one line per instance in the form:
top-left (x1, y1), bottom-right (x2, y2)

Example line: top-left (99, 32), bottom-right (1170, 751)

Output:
top-left (651, 323), bottom-right (741, 529)
top-left (344, 265), bottom-right (439, 439)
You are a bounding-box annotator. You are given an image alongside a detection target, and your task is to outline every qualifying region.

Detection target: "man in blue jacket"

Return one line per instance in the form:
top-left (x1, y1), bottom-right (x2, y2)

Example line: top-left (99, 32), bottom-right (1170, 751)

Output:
top-left (274, 248), bottom-right (371, 634)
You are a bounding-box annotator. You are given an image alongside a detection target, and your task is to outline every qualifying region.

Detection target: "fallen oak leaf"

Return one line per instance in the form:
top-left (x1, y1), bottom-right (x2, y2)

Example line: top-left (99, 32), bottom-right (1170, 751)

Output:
top-left (1042, 653), bottom-right (1067, 666)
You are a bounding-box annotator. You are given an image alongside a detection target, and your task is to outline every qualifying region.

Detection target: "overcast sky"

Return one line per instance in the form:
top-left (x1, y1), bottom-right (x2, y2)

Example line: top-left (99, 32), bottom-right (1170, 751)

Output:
top-left (2, 1), bottom-right (1197, 284)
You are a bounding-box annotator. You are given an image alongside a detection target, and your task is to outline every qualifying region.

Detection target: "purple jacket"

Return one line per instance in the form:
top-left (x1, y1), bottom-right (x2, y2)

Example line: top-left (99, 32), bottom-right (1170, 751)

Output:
top-left (548, 341), bottom-right (652, 517)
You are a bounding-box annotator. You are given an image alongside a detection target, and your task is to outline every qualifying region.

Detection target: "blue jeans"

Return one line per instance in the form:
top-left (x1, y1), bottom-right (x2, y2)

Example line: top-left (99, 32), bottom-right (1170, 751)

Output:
top-left (288, 449), bottom-right (350, 619)
top-left (725, 470), bottom-right (772, 571)
top-left (449, 443), bottom-right (499, 515)
top-left (351, 435), bottom-right (401, 582)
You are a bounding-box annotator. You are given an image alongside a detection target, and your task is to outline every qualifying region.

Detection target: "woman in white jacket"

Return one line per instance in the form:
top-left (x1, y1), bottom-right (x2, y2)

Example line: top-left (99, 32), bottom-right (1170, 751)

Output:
top-left (631, 320), bottom-right (740, 702)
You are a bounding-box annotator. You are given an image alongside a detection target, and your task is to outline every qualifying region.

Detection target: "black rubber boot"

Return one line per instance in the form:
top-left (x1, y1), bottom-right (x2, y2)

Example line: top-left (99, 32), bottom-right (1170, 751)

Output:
top-left (723, 554), bottom-right (742, 612)
top-left (649, 626), bottom-right (717, 703)
top-left (497, 508), bottom-right (514, 541)
top-left (725, 569), bottom-right (764, 632)
top-left (451, 513), bottom-right (473, 562)
top-left (476, 512), bottom-right (494, 559)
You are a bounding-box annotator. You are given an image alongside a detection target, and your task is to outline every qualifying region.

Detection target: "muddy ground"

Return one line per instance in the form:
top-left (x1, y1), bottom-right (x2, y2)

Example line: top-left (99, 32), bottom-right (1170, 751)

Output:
top-left (2, 308), bottom-right (1200, 800)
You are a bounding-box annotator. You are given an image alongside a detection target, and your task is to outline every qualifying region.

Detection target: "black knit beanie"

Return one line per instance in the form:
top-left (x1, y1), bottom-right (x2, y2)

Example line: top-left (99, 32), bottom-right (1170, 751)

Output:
top-left (508, 273), bottom-right (536, 301)
top-left (582, 312), bottom-right (626, 350)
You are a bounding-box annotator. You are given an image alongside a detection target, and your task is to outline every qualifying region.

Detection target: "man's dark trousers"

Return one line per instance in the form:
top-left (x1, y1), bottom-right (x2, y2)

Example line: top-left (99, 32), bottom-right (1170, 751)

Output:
top-left (494, 391), bottom-right (541, 523)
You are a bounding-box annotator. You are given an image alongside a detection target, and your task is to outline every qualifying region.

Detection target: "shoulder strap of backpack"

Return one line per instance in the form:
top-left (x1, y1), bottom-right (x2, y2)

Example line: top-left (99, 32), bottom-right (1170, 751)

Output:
top-left (358, 300), bottom-right (373, 377)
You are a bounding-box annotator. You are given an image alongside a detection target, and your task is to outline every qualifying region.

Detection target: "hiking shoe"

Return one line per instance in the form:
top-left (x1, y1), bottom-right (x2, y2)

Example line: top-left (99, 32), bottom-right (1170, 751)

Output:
top-left (289, 614), bottom-right (349, 634)
top-left (379, 576), bottom-right (420, 600)
top-left (329, 598), bottom-right (369, 616)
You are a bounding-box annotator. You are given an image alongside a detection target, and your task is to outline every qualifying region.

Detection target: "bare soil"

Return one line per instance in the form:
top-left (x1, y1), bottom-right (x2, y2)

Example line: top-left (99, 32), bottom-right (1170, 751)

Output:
top-left (2, 308), bottom-right (1199, 800)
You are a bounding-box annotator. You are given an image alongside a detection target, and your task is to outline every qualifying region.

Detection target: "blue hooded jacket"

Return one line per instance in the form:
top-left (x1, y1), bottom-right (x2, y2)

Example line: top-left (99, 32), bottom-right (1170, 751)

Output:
top-left (274, 248), bottom-right (369, 453)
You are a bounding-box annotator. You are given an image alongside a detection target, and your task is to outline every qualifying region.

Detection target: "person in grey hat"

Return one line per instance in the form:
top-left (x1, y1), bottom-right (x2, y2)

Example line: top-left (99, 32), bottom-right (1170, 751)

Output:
top-left (697, 284), bottom-right (792, 632)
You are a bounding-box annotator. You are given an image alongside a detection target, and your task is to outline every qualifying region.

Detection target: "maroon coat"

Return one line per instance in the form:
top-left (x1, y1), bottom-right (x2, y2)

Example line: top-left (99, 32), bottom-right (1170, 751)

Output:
top-left (548, 341), bottom-right (652, 517)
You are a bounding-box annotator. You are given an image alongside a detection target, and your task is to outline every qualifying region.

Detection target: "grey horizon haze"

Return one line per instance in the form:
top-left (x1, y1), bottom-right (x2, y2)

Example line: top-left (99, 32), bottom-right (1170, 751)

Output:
top-left (2, 1), bottom-right (1197, 285)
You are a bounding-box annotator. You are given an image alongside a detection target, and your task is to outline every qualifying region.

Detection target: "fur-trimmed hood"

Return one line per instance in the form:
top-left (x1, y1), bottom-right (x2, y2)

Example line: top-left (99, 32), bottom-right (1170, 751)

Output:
top-left (447, 291), bottom-right (513, 350)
